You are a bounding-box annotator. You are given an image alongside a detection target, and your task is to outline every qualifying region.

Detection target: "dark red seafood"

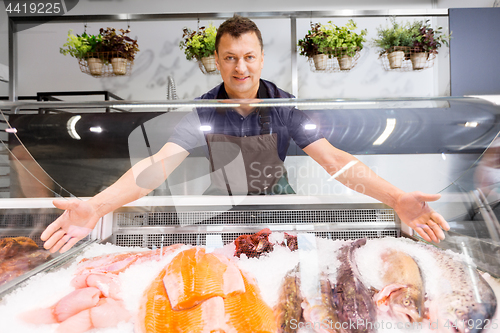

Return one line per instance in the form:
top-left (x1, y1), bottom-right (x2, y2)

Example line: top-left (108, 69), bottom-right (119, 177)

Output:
top-left (0, 237), bottom-right (51, 285)
top-left (234, 229), bottom-right (298, 258)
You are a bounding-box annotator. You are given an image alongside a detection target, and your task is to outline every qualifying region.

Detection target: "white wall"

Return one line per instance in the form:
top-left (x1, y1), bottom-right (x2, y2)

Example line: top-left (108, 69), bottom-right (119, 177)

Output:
top-left (68, 0), bottom-right (433, 15)
top-left (0, 0), bottom-right (498, 99)
top-left (0, 8), bottom-right (9, 96)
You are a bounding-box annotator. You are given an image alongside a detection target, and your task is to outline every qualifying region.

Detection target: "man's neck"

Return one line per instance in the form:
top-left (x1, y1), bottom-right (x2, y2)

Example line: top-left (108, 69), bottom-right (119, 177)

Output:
top-left (226, 87), bottom-right (259, 100)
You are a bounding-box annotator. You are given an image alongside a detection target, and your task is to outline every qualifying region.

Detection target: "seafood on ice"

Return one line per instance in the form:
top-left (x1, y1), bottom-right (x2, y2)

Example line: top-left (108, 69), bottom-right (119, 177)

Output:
top-left (355, 237), bottom-right (498, 333)
top-left (136, 247), bottom-right (276, 333)
top-left (274, 265), bottom-right (303, 333)
top-left (4, 233), bottom-right (498, 333)
top-left (0, 236), bottom-right (51, 286)
top-left (372, 248), bottom-right (424, 323)
top-left (234, 228), bottom-right (298, 258)
top-left (421, 243), bottom-right (497, 333)
top-left (332, 238), bottom-right (377, 333)
top-left (20, 244), bottom-right (184, 333)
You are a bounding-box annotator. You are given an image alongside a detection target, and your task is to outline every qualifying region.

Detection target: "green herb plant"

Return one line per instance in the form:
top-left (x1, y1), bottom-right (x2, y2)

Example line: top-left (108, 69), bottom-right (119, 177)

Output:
top-left (179, 23), bottom-right (217, 61)
top-left (298, 20), bottom-right (367, 59)
top-left (60, 29), bottom-right (103, 59)
top-left (371, 18), bottom-right (417, 56)
top-left (372, 18), bottom-right (450, 56)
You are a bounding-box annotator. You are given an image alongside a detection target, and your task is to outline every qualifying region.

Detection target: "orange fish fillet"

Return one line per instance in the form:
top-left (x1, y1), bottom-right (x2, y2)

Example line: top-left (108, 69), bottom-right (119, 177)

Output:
top-left (137, 247), bottom-right (277, 333)
top-left (163, 247), bottom-right (245, 311)
top-left (224, 273), bottom-right (277, 333)
top-left (137, 268), bottom-right (231, 333)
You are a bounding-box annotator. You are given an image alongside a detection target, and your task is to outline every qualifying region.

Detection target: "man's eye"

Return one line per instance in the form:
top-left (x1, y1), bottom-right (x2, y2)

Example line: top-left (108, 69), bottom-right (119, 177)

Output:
top-left (226, 56), bottom-right (235, 61)
top-left (246, 56), bottom-right (255, 60)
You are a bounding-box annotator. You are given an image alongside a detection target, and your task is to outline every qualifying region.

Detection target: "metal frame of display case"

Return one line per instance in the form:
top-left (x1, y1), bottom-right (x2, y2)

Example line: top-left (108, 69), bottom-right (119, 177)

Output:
top-left (7, 9), bottom-right (448, 102)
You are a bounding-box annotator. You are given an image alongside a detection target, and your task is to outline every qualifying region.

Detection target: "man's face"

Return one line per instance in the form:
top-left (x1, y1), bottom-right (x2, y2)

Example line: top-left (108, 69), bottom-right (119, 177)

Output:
top-left (215, 32), bottom-right (264, 99)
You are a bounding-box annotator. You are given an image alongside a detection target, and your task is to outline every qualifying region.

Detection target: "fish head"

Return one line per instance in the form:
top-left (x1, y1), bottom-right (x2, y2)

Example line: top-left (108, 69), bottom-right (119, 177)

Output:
top-left (388, 287), bottom-right (424, 322)
top-left (376, 285), bottom-right (424, 323)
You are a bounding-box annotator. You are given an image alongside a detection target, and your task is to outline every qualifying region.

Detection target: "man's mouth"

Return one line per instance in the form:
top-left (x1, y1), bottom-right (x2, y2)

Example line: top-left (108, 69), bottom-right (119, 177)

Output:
top-left (233, 76), bottom-right (250, 81)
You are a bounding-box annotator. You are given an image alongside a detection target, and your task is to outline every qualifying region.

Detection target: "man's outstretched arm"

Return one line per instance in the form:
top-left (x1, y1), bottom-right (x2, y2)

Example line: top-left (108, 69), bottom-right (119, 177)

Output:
top-left (303, 138), bottom-right (450, 243)
top-left (41, 142), bottom-right (189, 253)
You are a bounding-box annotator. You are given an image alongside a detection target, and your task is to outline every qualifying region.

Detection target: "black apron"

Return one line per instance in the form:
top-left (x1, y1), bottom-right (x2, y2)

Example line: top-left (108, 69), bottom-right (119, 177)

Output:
top-left (204, 108), bottom-right (295, 195)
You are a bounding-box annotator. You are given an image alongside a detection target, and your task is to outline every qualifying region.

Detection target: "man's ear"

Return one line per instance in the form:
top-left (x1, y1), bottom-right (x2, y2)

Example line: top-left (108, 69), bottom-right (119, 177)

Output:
top-left (214, 50), bottom-right (220, 70)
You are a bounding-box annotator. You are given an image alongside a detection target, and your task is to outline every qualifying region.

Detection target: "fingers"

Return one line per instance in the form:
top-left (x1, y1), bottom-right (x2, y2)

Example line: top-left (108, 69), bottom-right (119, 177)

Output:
top-left (429, 221), bottom-right (445, 241)
top-left (50, 233), bottom-right (73, 253)
top-left (414, 212), bottom-right (449, 243)
top-left (43, 229), bottom-right (66, 252)
top-left (60, 237), bottom-right (80, 254)
top-left (431, 211), bottom-right (450, 231)
top-left (421, 219), bottom-right (445, 241)
top-left (40, 219), bottom-right (62, 241)
top-left (413, 226), bottom-right (432, 243)
top-left (43, 199), bottom-right (75, 241)
top-left (416, 223), bottom-right (439, 243)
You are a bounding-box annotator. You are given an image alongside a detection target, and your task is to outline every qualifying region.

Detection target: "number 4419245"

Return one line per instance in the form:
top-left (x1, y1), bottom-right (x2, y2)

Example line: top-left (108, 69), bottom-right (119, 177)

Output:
top-left (5, 2), bottom-right (62, 15)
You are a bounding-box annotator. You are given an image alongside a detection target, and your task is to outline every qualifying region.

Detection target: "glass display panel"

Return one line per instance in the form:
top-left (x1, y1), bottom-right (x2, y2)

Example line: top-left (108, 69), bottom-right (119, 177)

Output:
top-left (0, 97), bottom-right (498, 333)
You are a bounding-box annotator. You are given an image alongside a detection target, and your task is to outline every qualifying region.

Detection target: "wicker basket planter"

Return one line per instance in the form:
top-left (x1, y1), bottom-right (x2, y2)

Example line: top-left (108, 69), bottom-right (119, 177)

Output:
top-left (111, 57), bottom-right (128, 75)
top-left (78, 51), bottom-right (134, 77)
top-left (87, 58), bottom-right (104, 76)
top-left (308, 47), bottom-right (361, 73)
top-left (387, 50), bottom-right (405, 69)
top-left (338, 55), bottom-right (354, 70)
top-left (312, 54), bottom-right (328, 70)
top-left (198, 58), bottom-right (220, 75)
top-left (379, 46), bottom-right (435, 72)
top-left (410, 52), bottom-right (428, 70)
top-left (201, 55), bottom-right (217, 73)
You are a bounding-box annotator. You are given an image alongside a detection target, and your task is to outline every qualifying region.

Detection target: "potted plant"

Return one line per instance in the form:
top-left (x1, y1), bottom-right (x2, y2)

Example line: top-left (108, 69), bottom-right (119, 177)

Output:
top-left (60, 29), bottom-right (104, 75)
top-left (298, 23), bottom-right (329, 70)
top-left (179, 23), bottom-right (217, 73)
top-left (410, 20), bottom-right (450, 70)
top-left (298, 20), bottom-right (366, 71)
top-left (99, 27), bottom-right (139, 75)
top-left (327, 20), bottom-right (367, 70)
top-left (372, 18), bottom-right (417, 69)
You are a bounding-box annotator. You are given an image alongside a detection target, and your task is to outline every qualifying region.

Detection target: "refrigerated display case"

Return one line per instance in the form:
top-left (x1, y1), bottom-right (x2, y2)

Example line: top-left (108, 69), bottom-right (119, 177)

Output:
top-left (0, 96), bottom-right (498, 332)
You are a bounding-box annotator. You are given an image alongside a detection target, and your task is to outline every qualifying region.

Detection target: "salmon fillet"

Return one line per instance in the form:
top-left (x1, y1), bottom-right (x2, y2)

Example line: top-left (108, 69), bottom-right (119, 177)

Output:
top-left (137, 247), bottom-right (277, 333)
top-left (224, 273), bottom-right (277, 333)
top-left (163, 247), bottom-right (245, 311)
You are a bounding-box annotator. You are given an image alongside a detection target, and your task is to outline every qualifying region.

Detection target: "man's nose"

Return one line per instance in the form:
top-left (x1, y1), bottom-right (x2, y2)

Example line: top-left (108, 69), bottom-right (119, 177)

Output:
top-left (235, 58), bottom-right (247, 73)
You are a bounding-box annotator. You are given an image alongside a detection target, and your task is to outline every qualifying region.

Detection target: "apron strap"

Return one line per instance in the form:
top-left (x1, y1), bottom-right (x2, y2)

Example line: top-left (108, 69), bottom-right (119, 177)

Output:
top-left (258, 107), bottom-right (272, 135)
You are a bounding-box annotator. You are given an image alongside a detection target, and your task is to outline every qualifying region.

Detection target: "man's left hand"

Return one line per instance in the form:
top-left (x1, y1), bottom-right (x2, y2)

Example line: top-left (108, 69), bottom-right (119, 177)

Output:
top-left (394, 191), bottom-right (450, 243)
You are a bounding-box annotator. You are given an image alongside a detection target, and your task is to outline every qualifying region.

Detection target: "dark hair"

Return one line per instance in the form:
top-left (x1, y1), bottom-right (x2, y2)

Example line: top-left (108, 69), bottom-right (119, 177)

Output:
top-left (215, 15), bottom-right (263, 53)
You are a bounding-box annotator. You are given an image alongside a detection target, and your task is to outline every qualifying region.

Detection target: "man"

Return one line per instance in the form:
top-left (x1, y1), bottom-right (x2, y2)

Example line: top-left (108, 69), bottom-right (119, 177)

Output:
top-left (41, 16), bottom-right (449, 253)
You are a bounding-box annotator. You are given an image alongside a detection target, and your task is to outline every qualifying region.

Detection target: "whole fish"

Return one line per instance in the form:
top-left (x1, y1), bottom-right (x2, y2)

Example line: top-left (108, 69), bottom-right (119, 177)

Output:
top-left (373, 249), bottom-right (424, 323)
top-left (421, 244), bottom-right (497, 333)
top-left (332, 238), bottom-right (376, 333)
top-left (274, 265), bottom-right (303, 333)
top-left (302, 274), bottom-right (340, 333)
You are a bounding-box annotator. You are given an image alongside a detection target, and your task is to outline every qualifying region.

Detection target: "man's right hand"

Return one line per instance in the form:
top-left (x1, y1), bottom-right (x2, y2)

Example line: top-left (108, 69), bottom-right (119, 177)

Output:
top-left (41, 199), bottom-right (100, 253)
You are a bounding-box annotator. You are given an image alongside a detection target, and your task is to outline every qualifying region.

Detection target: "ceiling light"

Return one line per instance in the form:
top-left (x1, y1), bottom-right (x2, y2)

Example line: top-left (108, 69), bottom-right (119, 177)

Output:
top-left (67, 115), bottom-right (81, 140)
top-left (373, 118), bottom-right (396, 146)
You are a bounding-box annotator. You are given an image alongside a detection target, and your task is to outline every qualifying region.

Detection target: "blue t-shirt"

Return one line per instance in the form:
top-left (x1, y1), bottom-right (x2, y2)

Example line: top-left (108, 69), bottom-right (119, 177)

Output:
top-left (168, 79), bottom-right (323, 161)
